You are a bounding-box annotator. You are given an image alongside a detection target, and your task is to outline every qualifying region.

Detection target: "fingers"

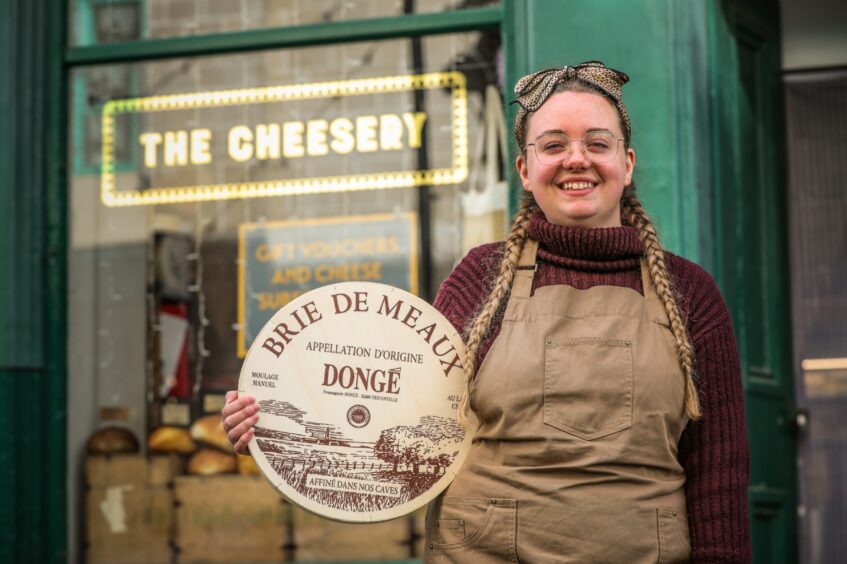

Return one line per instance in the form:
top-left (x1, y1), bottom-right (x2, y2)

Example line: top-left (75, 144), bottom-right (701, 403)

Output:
top-left (226, 409), bottom-right (259, 448)
top-left (234, 428), bottom-right (254, 455)
top-left (221, 392), bottom-right (258, 449)
top-left (221, 393), bottom-right (255, 420)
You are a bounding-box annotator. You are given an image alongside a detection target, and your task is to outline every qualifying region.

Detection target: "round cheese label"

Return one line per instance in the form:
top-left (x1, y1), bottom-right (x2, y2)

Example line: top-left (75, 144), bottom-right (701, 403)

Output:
top-left (239, 282), bottom-right (471, 523)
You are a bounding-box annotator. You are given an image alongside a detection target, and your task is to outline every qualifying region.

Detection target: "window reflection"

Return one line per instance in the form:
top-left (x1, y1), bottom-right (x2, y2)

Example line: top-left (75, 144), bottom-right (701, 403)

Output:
top-left (69, 0), bottom-right (500, 46)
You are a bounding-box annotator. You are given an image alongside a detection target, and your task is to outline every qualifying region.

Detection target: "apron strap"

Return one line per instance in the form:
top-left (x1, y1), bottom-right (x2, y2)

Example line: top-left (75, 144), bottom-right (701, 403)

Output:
top-left (511, 239), bottom-right (539, 299)
top-left (639, 258), bottom-right (659, 302)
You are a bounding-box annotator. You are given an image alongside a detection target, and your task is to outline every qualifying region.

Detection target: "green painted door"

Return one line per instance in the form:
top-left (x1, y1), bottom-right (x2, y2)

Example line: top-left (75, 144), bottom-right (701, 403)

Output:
top-left (708, 1), bottom-right (798, 562)
top-left (503, 0), bottom-right (797, 561)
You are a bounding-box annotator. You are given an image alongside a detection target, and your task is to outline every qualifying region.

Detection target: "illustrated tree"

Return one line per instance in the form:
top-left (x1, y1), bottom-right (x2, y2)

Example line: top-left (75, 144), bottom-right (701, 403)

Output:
top-left (375, 416), bottom-right (464, 474)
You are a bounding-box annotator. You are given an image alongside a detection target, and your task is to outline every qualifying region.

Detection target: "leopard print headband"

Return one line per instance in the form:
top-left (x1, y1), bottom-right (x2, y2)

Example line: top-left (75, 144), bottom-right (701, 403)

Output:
top-left (512, 61), bottom-right (631, 148)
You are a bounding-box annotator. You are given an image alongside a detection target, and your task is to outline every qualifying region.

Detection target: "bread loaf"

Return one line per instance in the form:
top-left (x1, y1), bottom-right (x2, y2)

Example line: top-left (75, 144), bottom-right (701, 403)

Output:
top-left (237, 454), bottom-right (261, 476)
top-left (148, 426), bottom-right (197, 454)
top-left (190, 414), bottom-right (233, 453)
top-left (187, 448), bottom-right (238, 476)
top-left (86, 426), bottom-right (139, 454)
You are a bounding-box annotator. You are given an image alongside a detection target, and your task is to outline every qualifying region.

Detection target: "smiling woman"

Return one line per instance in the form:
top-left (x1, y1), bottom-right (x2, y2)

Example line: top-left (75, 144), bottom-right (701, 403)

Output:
top-left (222, 59), bottom-right (752, 562)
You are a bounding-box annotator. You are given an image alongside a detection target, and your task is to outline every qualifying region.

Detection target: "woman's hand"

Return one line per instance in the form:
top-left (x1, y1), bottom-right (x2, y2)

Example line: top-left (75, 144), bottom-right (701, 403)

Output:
top-left (221, 391), bottom-right (259, 455)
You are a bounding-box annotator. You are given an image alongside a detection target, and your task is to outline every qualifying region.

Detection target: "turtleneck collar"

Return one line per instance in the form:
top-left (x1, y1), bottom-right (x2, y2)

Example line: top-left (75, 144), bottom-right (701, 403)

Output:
top-left (527, 210), bottom-right (643, 271)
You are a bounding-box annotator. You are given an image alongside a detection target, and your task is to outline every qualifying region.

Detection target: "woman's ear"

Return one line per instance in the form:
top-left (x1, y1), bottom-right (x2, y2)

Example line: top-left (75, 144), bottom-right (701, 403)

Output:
top-left (516, 153), bottom-right (532, 192)
top-left (624, 147), bottom-right (636, 186)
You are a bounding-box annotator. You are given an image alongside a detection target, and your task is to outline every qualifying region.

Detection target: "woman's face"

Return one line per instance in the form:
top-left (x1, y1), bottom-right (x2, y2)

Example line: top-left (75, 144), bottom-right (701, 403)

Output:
top-left (516, 91), bottom-right (635, 228)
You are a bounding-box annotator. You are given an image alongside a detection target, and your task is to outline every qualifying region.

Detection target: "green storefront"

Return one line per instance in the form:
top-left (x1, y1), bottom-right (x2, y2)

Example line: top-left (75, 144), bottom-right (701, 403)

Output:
top-left (0, 0), bottom-right (798, 562)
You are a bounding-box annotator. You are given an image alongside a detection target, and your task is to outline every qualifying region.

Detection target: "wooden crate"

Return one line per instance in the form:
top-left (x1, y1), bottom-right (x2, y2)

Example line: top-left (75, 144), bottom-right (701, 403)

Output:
top-left (173, 475), bottom-right (285, 563)
top-left (85, 455), bottom-right (177, 564)
top-left (292, 506), bottom-right (426, 561)
top-left (86, 454), bottom-right (182, 488)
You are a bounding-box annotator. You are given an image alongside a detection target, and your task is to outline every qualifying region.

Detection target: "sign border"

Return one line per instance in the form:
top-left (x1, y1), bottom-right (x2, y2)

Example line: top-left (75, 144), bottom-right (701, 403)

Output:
top-left (238, 281), bottom-right (470, 523)
top-left (100, 71), bottom-right (468, 207)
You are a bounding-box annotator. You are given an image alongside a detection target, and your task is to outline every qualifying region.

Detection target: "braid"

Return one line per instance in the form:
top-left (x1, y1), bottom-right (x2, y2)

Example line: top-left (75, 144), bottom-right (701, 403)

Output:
top-left (620, 184), bottom-right (702, 420)
top-left (458, 196), bottom-right (537, 426)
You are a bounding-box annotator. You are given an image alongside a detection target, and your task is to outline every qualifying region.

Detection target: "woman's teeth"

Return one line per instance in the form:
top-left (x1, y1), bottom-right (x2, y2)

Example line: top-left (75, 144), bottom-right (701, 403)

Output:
top-left (560, 182), bottom-right (594, 190)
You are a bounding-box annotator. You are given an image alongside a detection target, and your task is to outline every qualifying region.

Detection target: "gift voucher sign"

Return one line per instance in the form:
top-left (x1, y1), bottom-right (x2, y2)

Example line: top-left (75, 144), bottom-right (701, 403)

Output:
top-left (239, 282), bottom-right (471, 522)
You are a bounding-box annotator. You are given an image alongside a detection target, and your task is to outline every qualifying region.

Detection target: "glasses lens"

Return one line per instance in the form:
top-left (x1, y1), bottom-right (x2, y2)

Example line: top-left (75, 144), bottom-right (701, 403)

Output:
top-left (533, 132), bottom-right (619, 165)
top-left (582, 131), bottom-right (619, 163)
top-left (533, 133), bottom-right (570, 165)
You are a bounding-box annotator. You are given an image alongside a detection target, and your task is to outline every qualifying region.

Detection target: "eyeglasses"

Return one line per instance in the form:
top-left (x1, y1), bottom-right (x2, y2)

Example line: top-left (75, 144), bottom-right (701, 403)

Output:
top-left (525, 131), bottom-right (623, 166)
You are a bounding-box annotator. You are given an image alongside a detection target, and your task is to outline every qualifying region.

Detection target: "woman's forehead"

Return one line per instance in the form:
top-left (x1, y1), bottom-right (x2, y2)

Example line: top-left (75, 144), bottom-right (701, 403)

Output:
top-left (526, 91), bottom-right (622, 137)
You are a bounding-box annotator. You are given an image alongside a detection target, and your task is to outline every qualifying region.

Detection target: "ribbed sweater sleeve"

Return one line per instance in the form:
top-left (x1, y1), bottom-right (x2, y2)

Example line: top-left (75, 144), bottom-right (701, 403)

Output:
top-left (432, 242), bottom-right (502, 336)
top-left (432, 235), bottom-right (751, 562)
top-left (668, 256), bottom-right (752, 563)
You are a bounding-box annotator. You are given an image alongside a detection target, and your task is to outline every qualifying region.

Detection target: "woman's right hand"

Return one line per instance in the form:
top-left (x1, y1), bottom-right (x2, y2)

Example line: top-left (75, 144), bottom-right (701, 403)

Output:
top-left (221, 391), bottom-right (259, 455)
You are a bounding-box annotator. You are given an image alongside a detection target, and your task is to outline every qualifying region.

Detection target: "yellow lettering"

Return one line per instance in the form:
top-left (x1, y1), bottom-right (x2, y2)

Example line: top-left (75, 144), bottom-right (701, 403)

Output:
top-left (313, 261), bottom-right (383, 283)
top-left (329, 118), bottom-right (355, 154)
top-left (402, 112), bottom-right (428, 149)
top-left (228, 126), bottom-right (254, 162)
top-left (164, 130), bottom-right (189, 166)
top-left (355, 115), bottom-right (378, 152)
top-left (306, 120), bottom-right (329, 156)
top-left (271, 266), bottom-right (311, 285)
top-left (379, 114), bottom-right (404, 150)
top-left (314, 264), bottom-right (331, 283)
top-left (139, 132), bottom-right (162, 168)
top-left (283, 121), bottom-right (305, 158)
top-left (255, 244), bottom-right (273, 262)
top-left (258, 291), bottom-right (305, 311)
top-left (190, 129), bottom-right (212, 164)
top-left (256, 124), bottom-right (280, 160)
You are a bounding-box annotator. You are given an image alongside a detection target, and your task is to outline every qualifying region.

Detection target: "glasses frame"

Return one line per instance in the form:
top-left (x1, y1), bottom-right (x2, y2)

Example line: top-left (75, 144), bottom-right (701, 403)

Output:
top-left (525, 132), bottom-right (625, 166)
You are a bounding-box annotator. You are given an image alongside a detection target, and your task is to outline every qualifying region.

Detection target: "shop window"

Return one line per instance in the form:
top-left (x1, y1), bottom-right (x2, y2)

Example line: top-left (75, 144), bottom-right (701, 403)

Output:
top-left (69, 31), bottom-right (506, 563)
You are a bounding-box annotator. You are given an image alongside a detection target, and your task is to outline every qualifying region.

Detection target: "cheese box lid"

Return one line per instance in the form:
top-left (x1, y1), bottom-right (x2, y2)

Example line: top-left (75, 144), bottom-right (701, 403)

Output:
top-left (239, 282), bottom-right (471, 523)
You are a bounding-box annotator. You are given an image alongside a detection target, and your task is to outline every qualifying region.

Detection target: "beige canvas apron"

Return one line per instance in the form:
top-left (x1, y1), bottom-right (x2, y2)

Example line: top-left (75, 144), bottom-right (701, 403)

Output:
top-left (424, 240), bottom-right (692, 563)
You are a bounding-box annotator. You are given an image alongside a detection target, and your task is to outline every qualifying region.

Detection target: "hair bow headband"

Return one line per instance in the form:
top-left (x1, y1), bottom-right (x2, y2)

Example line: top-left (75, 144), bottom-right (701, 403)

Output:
top-left (512, 61), bottom-right (632, 148)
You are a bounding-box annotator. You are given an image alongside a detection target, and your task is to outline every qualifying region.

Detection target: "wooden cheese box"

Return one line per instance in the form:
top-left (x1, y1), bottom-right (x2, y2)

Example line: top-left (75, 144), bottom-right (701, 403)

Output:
top-left (173, 475), bottom-right (286, 563)
top-left (86, 454), bottom-right (182, 488)
top-left (85, 455), bottom-right (179, 564)
top-left (292, 506), bottom-right (426, 560)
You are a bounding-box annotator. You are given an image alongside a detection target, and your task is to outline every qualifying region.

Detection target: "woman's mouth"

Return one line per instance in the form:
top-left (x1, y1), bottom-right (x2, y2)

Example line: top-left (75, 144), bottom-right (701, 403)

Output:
top-left (558, 181), bottom-right (596, 191)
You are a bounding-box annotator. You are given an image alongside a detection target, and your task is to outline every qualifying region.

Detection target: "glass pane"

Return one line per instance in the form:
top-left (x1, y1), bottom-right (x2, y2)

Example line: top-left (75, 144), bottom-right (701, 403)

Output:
top-left (786, 71), bottom-right (847, 564)
top-left (68, 0), bottom-right (500, 46)
top-left (68, 32), bottom-right (505, 562)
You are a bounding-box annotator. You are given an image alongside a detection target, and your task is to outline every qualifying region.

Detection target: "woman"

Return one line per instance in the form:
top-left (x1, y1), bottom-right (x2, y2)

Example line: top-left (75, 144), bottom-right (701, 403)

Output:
top-left (223, 61), bottom-right (751, 562)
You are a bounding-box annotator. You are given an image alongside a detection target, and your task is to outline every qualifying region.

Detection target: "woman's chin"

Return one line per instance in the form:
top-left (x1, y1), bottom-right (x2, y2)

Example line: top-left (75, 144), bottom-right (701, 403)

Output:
top-left (544, 206), bottom-right (621, 228)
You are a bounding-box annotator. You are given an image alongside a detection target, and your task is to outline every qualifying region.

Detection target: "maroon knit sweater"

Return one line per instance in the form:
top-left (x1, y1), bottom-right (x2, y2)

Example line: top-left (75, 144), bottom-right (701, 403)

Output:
top-left (433, 212), bottom-right (751, 563)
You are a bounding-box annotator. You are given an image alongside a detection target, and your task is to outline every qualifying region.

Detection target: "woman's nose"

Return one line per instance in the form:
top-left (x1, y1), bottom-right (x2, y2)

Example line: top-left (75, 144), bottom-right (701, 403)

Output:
top-left (561, 142), bottom-right (591, 169)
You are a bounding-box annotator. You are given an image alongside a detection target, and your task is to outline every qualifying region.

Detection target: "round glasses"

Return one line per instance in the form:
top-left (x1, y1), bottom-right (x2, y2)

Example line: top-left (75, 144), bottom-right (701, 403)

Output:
top-left (526, 131), bottom-right (623, 165)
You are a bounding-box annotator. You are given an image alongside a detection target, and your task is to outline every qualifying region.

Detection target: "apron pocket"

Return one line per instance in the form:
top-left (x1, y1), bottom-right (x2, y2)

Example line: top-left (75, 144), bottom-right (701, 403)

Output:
top-left (657, 507), bottom-right (691, 563)
top-left (425, 497), bottom-right (517, 561)
top-left (544, 337), bottom-right (633, 440)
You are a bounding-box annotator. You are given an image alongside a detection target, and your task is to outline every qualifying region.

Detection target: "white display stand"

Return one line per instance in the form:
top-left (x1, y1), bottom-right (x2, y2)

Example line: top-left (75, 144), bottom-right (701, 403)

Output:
top-left (239, 282), bottom-right (471, 523)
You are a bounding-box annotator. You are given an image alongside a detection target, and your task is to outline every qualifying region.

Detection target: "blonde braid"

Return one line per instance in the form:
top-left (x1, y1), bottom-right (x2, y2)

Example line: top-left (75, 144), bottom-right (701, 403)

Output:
top-left (457, 197), bottom-right (537, 426)
top-left (621, 185), bottom-right (702, 420)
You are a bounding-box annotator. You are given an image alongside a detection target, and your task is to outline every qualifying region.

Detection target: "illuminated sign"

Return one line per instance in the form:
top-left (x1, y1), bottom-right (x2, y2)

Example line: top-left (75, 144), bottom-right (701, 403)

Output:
top-left (237, 213), bottom-right (418, 358)
top-left (101, 72), bottom-right (468, 206)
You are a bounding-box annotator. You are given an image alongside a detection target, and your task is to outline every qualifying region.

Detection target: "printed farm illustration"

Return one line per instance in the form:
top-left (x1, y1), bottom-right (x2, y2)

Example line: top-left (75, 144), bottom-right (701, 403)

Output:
top-left (254, 399), bottom-right (465, 512)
